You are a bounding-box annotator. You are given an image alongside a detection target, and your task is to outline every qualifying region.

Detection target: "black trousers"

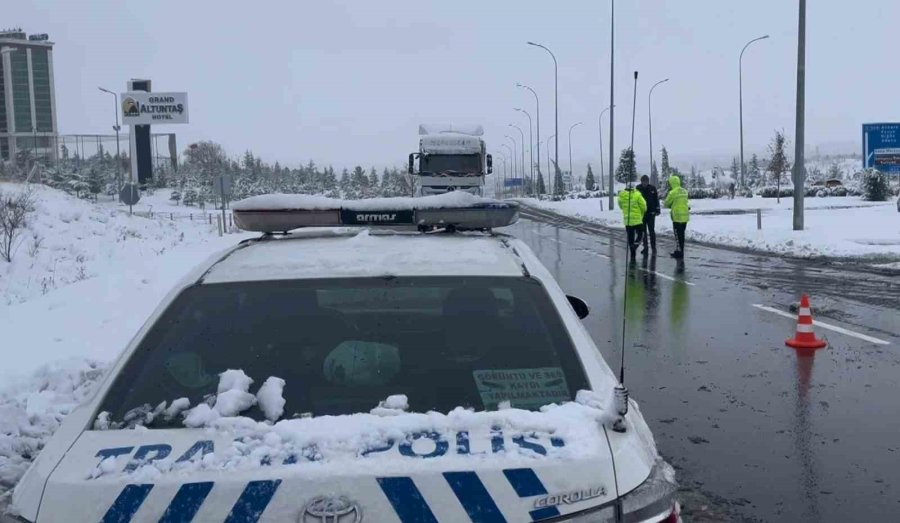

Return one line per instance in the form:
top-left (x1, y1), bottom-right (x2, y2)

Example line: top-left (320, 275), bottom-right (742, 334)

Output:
top-left (626, 225), bottom-right (644, 253)
top-left (642, 212), bottom-right (656, 249)
top-left (673, 222), bottom-right (687, 253)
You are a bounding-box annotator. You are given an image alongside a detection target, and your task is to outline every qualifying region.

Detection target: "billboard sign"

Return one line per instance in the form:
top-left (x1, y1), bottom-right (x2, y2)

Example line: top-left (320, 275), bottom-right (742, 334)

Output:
top-left (862, 123), bottom-right (900, 175)
top-left (121, 92), bottom-right (189, 125)
top-left (504, 178), bottom-right (524, 187)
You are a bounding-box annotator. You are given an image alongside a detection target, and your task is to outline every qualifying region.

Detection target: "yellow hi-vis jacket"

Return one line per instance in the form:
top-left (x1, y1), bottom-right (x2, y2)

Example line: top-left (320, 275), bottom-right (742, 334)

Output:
top-left (617, 188), bottom-right (647, 226)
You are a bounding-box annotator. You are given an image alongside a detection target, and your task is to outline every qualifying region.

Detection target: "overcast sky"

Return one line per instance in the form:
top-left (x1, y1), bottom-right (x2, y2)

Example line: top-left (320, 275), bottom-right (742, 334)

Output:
top-left (9, 0), bottom-right (898, 173)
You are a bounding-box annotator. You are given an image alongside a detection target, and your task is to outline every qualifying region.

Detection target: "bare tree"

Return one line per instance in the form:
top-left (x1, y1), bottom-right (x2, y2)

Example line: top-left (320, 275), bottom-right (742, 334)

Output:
top-left (0, 188), bottom-right (36, 262)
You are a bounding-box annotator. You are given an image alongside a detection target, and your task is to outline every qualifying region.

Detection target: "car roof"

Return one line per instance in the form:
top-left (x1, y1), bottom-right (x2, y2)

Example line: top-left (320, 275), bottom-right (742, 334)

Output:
top-left (201, 229), bottom-right (527, 284)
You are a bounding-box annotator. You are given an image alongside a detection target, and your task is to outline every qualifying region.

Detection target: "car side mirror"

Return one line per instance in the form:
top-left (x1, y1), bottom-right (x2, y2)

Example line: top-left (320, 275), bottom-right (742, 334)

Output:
top-left (486, 154), bottom-right (493, 174)
top-left (567, 295), bottom-right (590, 319)
top-left (408, 154), bottom-right (415, 175)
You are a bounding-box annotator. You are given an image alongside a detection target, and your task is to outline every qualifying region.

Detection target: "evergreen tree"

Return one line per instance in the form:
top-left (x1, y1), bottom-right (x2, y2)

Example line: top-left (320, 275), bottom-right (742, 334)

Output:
top-left (766, 131), bottom-right (791, 188)
top-left (690, 166), bottom-right (698, 188)
top-left (659, 147), bottom-right (671, 188)
top-left (650, 161), bottom-right (659, 184)
top-left (339, 168), bottom-right (351, 196)
top-left (551, 160), bottom-right (564, 195)
top-left (86, 168), bottom-right (105, 200)
top-left (614, 148), bottom-right (636, 184)
top-left (537, 172), bottom-right (546, 194)
top-left (826, 161), bottom-right (843, 181)
top-left (862, 168), bottom-right (889, 201)
top-left (584, 163), bottom-right (596, 191)
top-left (730, 157), bottom-right (740, 180)
top-left (748, 154), bottom-right (762, 187)
top-left (322, 166), bottom-right (337, 192)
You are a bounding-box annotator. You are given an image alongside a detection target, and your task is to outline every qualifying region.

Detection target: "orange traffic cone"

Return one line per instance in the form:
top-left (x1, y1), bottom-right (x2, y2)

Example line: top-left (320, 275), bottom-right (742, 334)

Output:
top-left (785, 294), bottom-right (827, 350)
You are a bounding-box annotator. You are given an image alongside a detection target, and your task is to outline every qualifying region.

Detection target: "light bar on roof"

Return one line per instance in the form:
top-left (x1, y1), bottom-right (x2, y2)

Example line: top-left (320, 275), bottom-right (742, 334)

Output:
top-left (232, 193), bottom-right (518, 233)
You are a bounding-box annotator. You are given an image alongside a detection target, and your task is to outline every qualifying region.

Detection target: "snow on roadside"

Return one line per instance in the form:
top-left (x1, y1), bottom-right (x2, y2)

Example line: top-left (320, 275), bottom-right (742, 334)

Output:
top-left (523, 196), bottom-right (900, 260)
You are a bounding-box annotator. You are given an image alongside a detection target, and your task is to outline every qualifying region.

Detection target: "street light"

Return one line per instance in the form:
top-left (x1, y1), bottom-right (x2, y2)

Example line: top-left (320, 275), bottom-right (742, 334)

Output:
top-left (516, 83), bottom-right (540, 192)
top-left (527, 41), bottom-right (558, 194)
top-left (513, 111), bottom-right (534, 194)
top-left (98, 87), bottom-right (123, 192)
top-left (648, 78), bottom-right (669, 186)
top-left (508, 124), bottom-right (526, 197)
top-left (608, 0), bottom-right (616, 210)
top-left (599, 105), bottom-right (613, 193)
top-left (739, 34), bottom-right (769, 188)
top-left (793, 1), bottom-right (806, 231)
top-left (547, 134), bottom-right (556, 193)
top-left (568, 121), bottom-right (583, 191)
top-left (496, 151), bottom-right (508, 197)
top-left (502, 140), bottom-right (516, 197)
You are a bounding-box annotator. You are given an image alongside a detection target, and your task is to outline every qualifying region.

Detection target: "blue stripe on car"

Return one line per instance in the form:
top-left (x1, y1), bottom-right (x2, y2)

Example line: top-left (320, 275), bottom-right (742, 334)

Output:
top-left (443, 471), bottom-right (507, 523)
top-left (158, 482), bottom-right (214, 523)
top-left (101, 484), bottom-right (154, 523)
top-left (377, 477), bottom-right (439, 523)
top-left (502, 468), bottom-right (561, 521)
top-left (224, 480), bottom-right (282, 523)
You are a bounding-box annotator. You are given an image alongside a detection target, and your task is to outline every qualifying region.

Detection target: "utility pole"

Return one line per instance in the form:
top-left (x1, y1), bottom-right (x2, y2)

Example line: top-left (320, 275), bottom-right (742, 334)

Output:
top-left (547, 134), bottom-right (556, 191)
top-left (608, 0), bottom-right (616, 209)
top-left (599, 106), bottom-right (612, 195)
top-left (509, 124), bottom-right (526, 197)
top-left (515, 108), bottom-right (535, 195)
top-left (792, 0), bottom-right (806, 230)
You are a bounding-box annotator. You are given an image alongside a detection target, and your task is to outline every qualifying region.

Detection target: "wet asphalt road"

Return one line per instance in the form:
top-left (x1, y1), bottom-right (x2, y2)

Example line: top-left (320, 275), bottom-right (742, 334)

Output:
top-left (510, 206), bottom-right (900, 523)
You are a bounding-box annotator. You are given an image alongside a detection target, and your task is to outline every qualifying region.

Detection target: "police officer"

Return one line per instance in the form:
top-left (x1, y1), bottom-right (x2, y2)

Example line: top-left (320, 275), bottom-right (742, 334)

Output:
top-left (636, 175), bottom-right (660, 255)
top-left (664, 175), bottom-right (690, 259)
top-left (617, 184), bottom-right (647, 261)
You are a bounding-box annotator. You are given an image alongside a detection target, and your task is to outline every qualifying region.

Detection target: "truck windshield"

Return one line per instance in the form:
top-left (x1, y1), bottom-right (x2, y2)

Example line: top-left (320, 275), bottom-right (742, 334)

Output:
top-left (420, 154), bottom-right (482, 175)
top-left (97, 276), bottom-right (589, 426)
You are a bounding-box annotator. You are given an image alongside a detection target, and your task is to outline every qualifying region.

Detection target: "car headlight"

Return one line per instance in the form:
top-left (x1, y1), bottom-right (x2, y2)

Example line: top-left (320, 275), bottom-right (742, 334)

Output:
top-left (544, 458), bottom-right (679, 523)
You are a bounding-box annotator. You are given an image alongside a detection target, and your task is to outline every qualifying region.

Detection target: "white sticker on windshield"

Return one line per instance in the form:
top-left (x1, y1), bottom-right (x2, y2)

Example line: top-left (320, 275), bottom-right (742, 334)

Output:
top-left (473, 367), bottom-right (570, 410)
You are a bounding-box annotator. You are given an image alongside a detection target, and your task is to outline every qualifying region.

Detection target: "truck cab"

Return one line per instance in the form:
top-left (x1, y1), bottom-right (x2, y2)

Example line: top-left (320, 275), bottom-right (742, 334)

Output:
top-left (409, 125), bottom-right (492, 196)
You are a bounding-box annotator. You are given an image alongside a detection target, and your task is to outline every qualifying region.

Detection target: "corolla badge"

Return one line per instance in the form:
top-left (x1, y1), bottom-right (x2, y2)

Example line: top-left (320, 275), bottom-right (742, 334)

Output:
top-left (301, 495), bottom-right (362, 523)
top-left (534, 485), bottom-right (607, 508)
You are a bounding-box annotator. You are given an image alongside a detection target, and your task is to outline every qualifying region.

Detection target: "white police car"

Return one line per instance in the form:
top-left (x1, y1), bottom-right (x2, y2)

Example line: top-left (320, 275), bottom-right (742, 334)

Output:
top-left (5, 193), bottom-right (678, 523)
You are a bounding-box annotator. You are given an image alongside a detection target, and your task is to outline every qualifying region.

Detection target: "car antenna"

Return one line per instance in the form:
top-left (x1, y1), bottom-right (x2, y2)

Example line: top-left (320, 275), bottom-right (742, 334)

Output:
top-left (619, 70), bottom-right (639, 386)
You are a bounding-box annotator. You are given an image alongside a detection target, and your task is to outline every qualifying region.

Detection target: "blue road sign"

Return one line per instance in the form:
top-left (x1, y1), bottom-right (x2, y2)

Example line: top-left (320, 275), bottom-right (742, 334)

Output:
top-left (862, 123), bottom-right (900, 175)
top-left (504, 178), bottom-right (524, 187)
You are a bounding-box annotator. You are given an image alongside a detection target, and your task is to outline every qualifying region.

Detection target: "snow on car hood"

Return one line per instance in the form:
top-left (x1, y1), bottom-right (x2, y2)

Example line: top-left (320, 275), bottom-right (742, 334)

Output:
top-left (32, 395), bottom-right (655, 522)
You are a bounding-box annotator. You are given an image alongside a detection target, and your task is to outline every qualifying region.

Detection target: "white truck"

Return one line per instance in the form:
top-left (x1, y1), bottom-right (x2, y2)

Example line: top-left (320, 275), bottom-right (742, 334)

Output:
top-left (408, 125), bottom-right (492, 196)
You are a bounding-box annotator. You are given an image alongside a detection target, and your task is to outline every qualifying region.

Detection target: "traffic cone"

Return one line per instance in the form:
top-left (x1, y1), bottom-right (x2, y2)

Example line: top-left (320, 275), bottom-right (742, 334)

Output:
top-left (785, 294), bottom-right (827, 350)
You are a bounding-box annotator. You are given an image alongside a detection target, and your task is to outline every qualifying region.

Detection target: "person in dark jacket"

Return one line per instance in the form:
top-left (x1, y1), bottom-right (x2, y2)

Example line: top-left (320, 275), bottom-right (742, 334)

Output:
top-left (636, 175), bottom-right (661, 255)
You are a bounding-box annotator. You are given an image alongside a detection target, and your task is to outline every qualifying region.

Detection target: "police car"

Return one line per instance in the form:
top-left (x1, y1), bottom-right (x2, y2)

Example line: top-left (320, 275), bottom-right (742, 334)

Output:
top-left (5, 193), bottom-right (678, 523)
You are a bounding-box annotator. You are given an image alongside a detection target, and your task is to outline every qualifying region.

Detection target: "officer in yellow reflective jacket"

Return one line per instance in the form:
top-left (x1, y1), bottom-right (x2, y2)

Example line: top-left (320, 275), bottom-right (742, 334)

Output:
top-left (618, 185), bottom-right (647, 261)
top-left (664, 175), bottom-right (690, 259)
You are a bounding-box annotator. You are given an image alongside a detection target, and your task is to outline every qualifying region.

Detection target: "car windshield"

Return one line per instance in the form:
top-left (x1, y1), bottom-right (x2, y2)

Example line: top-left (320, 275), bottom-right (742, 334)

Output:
top-left (97, 276), bottom-right (589, 427)
top-left (420, 154), bottom-right (482, 175)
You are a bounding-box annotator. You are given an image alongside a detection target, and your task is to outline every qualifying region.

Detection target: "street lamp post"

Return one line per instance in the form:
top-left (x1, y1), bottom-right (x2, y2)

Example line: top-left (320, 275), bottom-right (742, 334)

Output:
top-left (648, 78), bottom-right (669, 186)
top-left (502, 140), bottom-right (516, 197)
top-left (514, 108), bottom-right (534, 195)
top-left (528, 42), bottom-right (558, 195)
top-left (568, 122), bottom-right (583, 192)
top-left (547, 134), bottom-right (556, 194)
top-left (98, 87), bottom-right (123, 192)
top-left (599, 106), bottom-right (612, 193)
top-left (608, 0), bottom-right (616, 209)
top-left (793, 1), bottom-right (806, 230)
top-left (517, 83), bottom-right (540, 193)
top-left (739, 35), bottom-right (770, 188)
top-left (509, 124), bottom-right (526, 197)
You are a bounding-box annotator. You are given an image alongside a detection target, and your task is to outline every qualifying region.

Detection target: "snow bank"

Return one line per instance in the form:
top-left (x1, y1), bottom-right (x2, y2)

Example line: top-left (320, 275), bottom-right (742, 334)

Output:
top-left (0, 359), bottom-right (107, 490)
top-left (524, 196), bottom-right (900, 260)
top-left (232, 191), bottom-right (498, 212)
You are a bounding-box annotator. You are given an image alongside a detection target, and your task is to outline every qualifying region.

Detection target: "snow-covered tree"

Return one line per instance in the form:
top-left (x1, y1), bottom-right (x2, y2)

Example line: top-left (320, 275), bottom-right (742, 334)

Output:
top-left (730, 157), bottom-right (740, 182)
top-left (659, 147), bottom-right (671, 188)
top-left (748, 154), bottom-right (762, 187)
top-left (766, 131), bottom-right (791, 188)
top-left (585, 163), bottom-right (596, 191)
top-left (862, 168), bottom-right (889, 201)
top-left (614, 148), bottom-right (636, 184)
top-left (826, 161), bottom-right (843, 181)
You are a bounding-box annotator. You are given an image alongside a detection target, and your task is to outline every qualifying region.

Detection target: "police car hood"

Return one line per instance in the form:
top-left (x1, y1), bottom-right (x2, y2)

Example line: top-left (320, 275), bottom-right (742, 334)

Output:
top-left (34, 403), bottom-right (656, 522)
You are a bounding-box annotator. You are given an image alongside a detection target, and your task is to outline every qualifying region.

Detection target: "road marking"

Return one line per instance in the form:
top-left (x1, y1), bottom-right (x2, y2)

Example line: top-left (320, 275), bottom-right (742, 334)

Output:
top-left (751, 304), bottom-right (891, 345)
top-left (641, 268), bottom-right (696, 286)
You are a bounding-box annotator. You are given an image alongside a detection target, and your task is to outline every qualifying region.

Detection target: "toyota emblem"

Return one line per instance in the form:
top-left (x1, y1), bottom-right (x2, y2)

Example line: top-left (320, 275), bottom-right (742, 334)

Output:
top-left (301, 495), bottom-right (362, 523)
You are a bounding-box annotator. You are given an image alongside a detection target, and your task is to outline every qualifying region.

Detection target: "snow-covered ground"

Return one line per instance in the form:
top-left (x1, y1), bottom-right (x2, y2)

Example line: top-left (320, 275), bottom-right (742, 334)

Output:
top-left (523, 195), bottom-right (900, 261)
top-left (1, 183), bottom-right (252, 494)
